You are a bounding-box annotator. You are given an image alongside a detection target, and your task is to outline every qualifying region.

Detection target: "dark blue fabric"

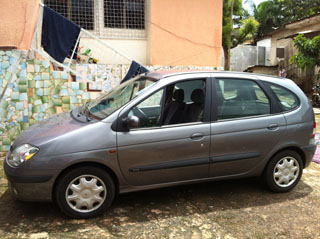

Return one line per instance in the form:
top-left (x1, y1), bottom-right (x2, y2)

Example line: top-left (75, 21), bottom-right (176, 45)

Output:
top-left (121, 60), bottom-right (149, 83)
top-left (41, 6), bottom-right (81, 63)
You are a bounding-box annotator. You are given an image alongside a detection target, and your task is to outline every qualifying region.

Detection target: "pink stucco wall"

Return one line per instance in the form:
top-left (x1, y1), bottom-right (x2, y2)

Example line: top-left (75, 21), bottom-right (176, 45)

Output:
top-left (0, 0), bottom-right (39, 50)
top-left (150, 0), bottom-right (222, 67)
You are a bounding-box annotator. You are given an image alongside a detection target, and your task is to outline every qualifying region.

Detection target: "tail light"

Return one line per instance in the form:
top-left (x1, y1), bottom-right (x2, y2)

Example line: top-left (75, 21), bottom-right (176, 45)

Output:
top-left (313, 121), bottom-right (316, 138)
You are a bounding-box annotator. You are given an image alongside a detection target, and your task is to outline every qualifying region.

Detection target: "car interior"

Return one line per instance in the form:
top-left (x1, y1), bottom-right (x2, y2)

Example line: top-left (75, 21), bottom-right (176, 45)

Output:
top-left (216, 79), bottom-right (270, 120)
top-left (130, 79), bottom-right (206, 128)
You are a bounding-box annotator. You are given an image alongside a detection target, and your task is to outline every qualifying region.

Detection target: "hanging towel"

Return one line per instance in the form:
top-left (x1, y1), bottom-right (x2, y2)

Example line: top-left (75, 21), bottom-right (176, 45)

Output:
top-left (0, 0), bottom-right (39, 50)
top-left (121, 61), bottom-right (149, 83)
top-left (41, 6), bottom-right (80, 63)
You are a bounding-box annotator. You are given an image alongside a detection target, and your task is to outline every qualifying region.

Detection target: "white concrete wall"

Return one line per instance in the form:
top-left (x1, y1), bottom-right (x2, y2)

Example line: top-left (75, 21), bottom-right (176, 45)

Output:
top-left (230, 45), bottom-right (257, 72)
top-left (79, 38), bottom-right (148, 65)
top-left (257, 38), bottom-right (271, 48)
top-left (257, 38), bottom-right (272, 66)
top-left (230, 44), bottom-right (272, 71)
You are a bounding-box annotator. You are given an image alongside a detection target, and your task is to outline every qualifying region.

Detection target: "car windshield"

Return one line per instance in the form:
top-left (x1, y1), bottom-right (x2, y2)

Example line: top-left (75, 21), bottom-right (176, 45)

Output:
top-left (88, 76), bottom-right (157, 119)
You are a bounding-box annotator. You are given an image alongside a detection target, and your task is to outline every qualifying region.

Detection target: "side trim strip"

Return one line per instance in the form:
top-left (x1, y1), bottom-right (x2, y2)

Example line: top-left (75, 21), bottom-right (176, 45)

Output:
top-left (211, 152), bottom-right (261, 163)
top-left (129, 158), bottom-right (211, 172)
top-left (129, 152), bottom-right (261, 173)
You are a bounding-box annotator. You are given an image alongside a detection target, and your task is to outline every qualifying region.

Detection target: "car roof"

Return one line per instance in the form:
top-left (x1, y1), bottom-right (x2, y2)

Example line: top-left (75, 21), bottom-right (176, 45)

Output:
top-left (146, 70), bottom-right (287, 81)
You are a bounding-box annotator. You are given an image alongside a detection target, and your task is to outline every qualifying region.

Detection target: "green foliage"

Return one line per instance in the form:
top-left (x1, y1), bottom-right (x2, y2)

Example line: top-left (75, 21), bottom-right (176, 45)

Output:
top-left (223, 0), bottom-right (259, 69)
top-left (223, 0), bottom-right (259, 48)
top-left (238, 17), bottom-right (260, 43)
top-left (254, 0), bottom-right (285, 37)
top-left (253, 0), bottom-right (320, 37)
top-left (290, 34), bottom-right (320, 71)
top-left (222, 0), bottom-right (243, 49)
top-left (281, 0), bottom-right (320, 21)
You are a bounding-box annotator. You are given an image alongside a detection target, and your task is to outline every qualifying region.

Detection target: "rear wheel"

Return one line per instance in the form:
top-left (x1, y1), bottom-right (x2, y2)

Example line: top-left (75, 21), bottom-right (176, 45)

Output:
top-left (55, 166), bottom-right (115, 218)
top-left (264, 150), bottom-right (303, 193)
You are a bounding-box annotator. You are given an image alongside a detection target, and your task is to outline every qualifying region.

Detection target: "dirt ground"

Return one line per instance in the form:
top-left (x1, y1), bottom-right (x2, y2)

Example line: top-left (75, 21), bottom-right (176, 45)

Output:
top-left (1, 116), bottom-right (320, 239)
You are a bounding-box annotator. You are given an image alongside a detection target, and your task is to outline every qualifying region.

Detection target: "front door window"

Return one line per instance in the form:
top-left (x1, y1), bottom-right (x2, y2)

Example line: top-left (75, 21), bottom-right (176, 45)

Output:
top-left (128, 78), bottom-right (207, 128)
top-left (129, 89), bottom-right (164, 128)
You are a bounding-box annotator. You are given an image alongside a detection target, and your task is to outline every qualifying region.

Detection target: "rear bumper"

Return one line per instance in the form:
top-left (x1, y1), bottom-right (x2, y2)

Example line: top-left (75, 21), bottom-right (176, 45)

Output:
top-left (302, 145), bottom-right (317, 168)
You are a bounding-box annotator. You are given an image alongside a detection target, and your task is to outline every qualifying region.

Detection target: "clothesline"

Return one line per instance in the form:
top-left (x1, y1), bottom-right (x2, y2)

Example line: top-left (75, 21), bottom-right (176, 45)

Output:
top-left (35, 2), bottom-right (146, 83)
top-left (38, 2), bottom-right (132, 63)
top-left (31, 3), bottom-right (80, 77)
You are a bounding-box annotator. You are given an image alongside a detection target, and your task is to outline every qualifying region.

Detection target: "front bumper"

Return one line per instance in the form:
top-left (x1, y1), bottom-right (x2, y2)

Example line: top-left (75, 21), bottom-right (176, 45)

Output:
top-left (3, 156), bottom-right (54, 202)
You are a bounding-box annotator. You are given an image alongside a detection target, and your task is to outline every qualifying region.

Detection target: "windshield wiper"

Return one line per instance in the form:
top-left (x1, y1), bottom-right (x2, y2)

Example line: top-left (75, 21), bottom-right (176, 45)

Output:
top-left (78, 102), bottom-right (92, 121)
top-left (84, 102), bottom-right (92, 121)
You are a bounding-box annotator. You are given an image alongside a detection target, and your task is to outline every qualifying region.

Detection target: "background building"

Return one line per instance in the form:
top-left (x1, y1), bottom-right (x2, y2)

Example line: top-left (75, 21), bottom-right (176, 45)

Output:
top-left (43, 0), bottom-right (223, 67)
top-left (0, 0), bottom-right (223, 151)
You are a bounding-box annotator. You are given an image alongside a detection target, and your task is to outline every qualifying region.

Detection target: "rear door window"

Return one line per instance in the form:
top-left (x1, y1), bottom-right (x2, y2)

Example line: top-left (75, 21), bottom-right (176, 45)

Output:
top-left (216, 78), bottom-right (271, 120)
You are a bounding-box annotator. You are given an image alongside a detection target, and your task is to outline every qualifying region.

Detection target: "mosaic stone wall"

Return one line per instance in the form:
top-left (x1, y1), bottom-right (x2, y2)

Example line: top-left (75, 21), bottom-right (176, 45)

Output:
top-left (0, 50), bottom-right (217, 152)
top-left (0, 50), bottom-right (122, 152)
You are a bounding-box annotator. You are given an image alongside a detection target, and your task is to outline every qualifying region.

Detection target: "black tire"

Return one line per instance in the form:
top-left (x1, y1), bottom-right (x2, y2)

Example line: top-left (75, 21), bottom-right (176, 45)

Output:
top-left (55, 166), bottom-right (115, 218)
top-left (263, 150), bottom-right (303, 193)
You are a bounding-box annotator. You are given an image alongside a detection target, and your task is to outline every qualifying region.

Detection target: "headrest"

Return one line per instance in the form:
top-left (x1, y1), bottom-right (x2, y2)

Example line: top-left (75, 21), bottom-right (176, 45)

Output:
top-left (237, 86), bottom-right (251, 100)
top-left (191, 89), bottom-right (204, 104)
top-left (173, 89), bottom-right (184, 102)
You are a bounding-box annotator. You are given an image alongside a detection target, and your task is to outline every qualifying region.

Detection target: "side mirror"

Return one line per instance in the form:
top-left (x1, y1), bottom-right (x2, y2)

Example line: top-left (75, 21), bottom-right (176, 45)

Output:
top-left (124, 115), bottom-right (140, 128)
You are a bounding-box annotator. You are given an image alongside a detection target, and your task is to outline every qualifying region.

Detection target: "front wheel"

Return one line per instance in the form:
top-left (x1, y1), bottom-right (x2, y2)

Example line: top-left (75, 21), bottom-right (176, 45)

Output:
top-left (263, 150), bottom-right (303, 193)
top-left (55, 166), bottom-right (115, 218)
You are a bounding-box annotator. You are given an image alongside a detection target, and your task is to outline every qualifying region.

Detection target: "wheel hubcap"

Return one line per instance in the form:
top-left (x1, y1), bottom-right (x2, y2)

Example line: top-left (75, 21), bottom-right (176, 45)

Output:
top-left (66, 175), bottom-right (107, 213)
top-left (273, 156), bottom-right (300, 188)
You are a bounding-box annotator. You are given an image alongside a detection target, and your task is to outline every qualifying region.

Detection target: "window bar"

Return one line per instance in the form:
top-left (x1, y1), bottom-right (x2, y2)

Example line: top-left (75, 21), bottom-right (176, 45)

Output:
top-left (31, 45), bottom-right (81, 77)
top-left (68, 31), bottom-right (82, 69)
top-left (97, 0), bottom-right (102, 38)
top-left (40, 2), bottom-right (132, 62)
top-left (67, 0), bottom-right (71, 19)
top-left (123, 0), bottom-right (127, 29)
top-left (80, 28), bottom-right (132, 62)
top-left (43, 0), bottom-right (146, 39)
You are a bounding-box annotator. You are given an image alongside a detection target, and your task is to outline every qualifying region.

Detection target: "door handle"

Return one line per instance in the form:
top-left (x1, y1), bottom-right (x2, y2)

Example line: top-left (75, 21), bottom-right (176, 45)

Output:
top-left (267, 124), bottom-right (279, 130)
top-left (190, 133), bottom-right (204, 140)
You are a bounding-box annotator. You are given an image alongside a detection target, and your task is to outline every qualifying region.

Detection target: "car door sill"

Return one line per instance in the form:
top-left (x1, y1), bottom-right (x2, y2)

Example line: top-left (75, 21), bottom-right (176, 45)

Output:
top-left (119, 171), bottom-right (254, 194)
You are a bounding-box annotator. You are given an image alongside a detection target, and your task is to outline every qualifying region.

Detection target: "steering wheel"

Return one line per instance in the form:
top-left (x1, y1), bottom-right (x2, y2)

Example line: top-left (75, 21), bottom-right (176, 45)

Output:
top-left (132, 107), bottom-right (148, 120)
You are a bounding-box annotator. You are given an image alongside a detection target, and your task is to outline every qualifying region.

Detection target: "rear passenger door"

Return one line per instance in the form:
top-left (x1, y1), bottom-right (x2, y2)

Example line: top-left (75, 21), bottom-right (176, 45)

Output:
top-left (209, 76), bottom-right (286, 177)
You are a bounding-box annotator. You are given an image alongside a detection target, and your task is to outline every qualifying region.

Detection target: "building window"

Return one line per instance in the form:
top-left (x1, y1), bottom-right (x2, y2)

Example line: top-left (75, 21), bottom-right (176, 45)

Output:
top-left (44, 0), bottom-right (146, 38)
top-left (45, 0), bottom-right (95, 30)
top-left (276, 48), bottom-right (285, 59)
top-left (104, 0), bottom-right (145, 30)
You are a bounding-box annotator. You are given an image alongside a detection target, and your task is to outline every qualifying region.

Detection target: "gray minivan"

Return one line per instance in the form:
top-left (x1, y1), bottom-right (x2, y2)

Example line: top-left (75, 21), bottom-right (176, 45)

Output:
top-left (4, 71), bottom-right (316, 218)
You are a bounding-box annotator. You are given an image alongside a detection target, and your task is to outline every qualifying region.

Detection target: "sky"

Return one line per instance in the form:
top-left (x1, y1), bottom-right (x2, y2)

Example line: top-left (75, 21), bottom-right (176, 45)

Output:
top-left (243, 0), bottom-right (268, 12)
top-left (252, 0), bottom-right (267, 5)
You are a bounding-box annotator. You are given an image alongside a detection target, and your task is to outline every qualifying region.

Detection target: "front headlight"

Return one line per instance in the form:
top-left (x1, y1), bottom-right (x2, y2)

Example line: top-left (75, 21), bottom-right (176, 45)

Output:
top-left (7, 144), bottom-right (39, 167)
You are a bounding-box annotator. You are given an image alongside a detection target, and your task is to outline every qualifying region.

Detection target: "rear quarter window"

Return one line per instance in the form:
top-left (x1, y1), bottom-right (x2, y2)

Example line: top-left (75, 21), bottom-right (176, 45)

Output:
top-left (266, 83), bottom-right (300, 111)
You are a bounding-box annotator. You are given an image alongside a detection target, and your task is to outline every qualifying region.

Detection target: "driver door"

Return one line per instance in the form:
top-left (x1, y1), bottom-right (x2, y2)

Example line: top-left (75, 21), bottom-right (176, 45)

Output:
top-left (116, 77), bottom-right (211, 186)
